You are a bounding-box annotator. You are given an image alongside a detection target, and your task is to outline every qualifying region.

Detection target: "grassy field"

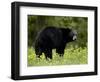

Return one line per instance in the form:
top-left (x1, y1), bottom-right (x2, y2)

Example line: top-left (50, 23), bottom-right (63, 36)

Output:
top-left (28, 47), bottom-right (87, 66)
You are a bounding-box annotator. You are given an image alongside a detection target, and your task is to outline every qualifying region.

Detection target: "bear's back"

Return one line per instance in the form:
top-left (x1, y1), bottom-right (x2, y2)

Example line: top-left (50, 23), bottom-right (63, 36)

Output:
top-left (35, 26), bottom-right (63, 48)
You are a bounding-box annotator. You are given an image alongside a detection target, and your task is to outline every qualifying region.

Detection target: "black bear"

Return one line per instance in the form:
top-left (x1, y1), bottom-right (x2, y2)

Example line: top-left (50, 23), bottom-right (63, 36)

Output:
top-left (34, 26), bottom-right (77, 59)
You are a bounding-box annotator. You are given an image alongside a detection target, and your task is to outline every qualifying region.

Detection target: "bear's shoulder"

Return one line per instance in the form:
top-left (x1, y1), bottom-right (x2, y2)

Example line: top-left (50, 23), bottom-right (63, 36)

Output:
top-left (59, 28), bottom-right (71, 35)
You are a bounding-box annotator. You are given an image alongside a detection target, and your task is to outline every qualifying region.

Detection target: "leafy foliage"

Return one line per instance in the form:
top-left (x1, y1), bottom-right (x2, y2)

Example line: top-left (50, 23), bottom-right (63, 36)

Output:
top-left (28, 47), bottom-right (87, 66)
top-left (28, 15), bottom-right (88, 47)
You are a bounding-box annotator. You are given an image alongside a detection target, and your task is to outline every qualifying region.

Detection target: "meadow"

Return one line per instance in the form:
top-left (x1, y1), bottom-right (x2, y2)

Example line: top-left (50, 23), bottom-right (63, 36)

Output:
top-left (28, 47), bottom-right (87, 66)
top-left (28, 15), bottom-right (88, 66)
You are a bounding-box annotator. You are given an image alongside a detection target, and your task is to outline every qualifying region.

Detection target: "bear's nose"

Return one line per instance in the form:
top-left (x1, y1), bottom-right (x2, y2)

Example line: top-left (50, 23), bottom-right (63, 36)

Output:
top-left (73, 36), bottom-right (77, 40)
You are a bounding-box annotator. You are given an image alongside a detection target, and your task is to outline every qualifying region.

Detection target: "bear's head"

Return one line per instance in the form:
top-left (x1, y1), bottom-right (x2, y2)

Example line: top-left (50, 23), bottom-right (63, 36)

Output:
top-left (62, 28), bottom-right (77, 42)
top-left (60, 28), bottom-right (77, 43)
top-left (69, 29), bottom-right (77, 41)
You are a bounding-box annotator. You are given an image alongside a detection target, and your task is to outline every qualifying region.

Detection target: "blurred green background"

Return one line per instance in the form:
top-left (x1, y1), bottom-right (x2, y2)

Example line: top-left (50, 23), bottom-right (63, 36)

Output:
top-left (28, 15), bottom-right (88, 66)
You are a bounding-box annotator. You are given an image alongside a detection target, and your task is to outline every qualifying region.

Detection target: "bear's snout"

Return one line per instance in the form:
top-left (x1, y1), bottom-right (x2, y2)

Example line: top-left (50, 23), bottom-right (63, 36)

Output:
top-left (73, 35), bottom-right (77, 41)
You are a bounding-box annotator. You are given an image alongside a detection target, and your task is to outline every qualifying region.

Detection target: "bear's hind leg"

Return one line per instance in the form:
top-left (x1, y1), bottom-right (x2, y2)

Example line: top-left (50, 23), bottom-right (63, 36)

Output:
top-left (44, 49), bottom-right (52, 60)
top-left (35, 49), bottom-right (42, 59)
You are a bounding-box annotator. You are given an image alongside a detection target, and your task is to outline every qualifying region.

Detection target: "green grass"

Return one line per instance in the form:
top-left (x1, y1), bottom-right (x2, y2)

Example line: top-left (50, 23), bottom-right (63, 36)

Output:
top-left (28, 47), bottom-right (87, 66)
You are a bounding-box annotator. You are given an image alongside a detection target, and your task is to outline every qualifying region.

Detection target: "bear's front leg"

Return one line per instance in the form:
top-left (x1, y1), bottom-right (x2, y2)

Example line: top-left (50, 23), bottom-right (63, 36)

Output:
top-left (56, 49), bottom-right (64, 57)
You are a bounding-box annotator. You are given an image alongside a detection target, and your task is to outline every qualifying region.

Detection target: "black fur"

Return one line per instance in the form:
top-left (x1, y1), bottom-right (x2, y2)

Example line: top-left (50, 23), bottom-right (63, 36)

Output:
top-left (34, 26), bottom-right (77, 59)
